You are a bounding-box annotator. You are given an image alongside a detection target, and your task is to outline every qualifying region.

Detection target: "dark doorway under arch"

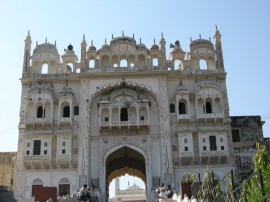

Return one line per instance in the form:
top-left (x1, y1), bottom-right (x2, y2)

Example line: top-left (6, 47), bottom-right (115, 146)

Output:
top-left (106, 146), bottom-right (146, 201)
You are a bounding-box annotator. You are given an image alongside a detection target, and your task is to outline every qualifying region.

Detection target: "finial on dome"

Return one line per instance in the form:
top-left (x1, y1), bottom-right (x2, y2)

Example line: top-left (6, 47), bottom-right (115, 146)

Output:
top-left (45, 37), bottom-right (47, 43)
top-left (140, 38), bottom-right (141, 43)
top-left (36, 41), bottom-right (38, 46)
top-left (112, 34), bottom-right (113, 39)
top-left (154, 38), bottom-right (156, 44)
top-left (91, 40), bottom-right (93, 46)
top-left (209, 37), bottom-right (211, 41)
top-left (105, 38), bottom-right (107, 44)
top-left (28, 30), bottom-right (30, 36)
top-left (133, 33), bottom-right (134, 39)
top-left (55, 40), bottom-right (56, 45)
top-left (83, 34), bottom-right (85, 41)
top-left (199, 34), bottom-right (201, 39)
top-left (215, 24), bottom-right (218, 30)
top-left (122, 30), bottom-right (124, 37)
top-left (190, 37), bottom-right (192, 42)
top-left (161, 32), bottom-right (163, 38)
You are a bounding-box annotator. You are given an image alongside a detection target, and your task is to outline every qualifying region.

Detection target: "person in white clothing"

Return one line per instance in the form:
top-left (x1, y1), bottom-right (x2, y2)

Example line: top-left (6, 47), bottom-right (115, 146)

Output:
top-left (79, 184), bottom-right (88, 201)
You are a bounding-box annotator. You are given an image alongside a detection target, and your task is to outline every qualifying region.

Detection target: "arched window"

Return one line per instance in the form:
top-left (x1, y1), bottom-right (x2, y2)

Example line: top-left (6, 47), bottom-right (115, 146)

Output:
top-left (89, 59), bottom-right (95, 68)
top-left (66, 63), bottom-right (73, 73)
top-left (63, 106), bottom-right (70, 117)
top-left (205, 101), bottom-right (212, 114)
top-left (74, 106), bottom-right (79, 115)
top-left (120, 59), bottom-right (128, 67)
top-left (179, 102), bottom-right (186, 114)
top-left (41, 63), bottom-right (48, 74)
top-left (37, 106), bottom-right (43, 118)
top-left (174, 60), bottom-right (183, 70)
top-left (152, 58), bottom-right (158, 66)
top-left (170, 103), bottom-right (175, 113)
top-left (120, 108), bottom-right (128, 121)
top-left (199, 59), bottom-right (207, 69)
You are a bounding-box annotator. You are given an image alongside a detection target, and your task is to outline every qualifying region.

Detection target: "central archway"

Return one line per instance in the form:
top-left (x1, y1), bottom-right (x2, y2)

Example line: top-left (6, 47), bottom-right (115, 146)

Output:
top-left (106, 146), bottom-right (146, 201)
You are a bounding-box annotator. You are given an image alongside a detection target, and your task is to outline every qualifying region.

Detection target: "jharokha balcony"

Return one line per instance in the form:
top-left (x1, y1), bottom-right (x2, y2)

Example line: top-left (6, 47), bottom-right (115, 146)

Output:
top-left (100, 120), bottom-right (149, 130)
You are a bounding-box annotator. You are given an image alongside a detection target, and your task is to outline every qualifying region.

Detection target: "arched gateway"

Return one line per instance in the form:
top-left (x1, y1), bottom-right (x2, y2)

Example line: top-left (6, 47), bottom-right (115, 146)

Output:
top-left (105, 145), bottom-right (147, 201)
top-left (87, 82), bottom-right (158, 201)
top-left (15, 30), bottom-right (234, 202)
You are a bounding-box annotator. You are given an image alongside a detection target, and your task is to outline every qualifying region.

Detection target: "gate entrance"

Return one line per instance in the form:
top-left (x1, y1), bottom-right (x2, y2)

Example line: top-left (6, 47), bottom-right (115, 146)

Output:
top-left (106, 146), bottom-right (146, 201)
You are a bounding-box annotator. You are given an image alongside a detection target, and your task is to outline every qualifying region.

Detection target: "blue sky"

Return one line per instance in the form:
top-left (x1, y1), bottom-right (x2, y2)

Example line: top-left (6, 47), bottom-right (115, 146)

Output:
top-left (0, 0), bottom-right (269, 194)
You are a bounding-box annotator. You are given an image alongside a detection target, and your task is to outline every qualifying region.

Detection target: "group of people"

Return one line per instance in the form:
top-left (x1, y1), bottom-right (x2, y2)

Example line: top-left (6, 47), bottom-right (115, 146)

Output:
top-left (78, 184), bottom-right (96, 201)
top-left (156, 183), bottom-right (174, 201)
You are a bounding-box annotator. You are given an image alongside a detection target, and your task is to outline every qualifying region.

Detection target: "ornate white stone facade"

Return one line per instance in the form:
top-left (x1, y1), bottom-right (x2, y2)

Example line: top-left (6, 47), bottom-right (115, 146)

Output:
top-left (15, 29), bottom-right (234, 201)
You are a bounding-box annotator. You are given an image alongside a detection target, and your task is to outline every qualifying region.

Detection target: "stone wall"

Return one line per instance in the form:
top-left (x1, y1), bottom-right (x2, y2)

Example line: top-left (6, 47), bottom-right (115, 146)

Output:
top-left (0, 152), bottom-right (16, 191)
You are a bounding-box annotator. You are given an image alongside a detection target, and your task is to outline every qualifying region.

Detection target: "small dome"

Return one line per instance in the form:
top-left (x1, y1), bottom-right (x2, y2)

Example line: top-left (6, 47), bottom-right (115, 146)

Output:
top-left (33, 43), bottom-right (58, 55)
top-left (151, 44), bottom-right (159, 50)
top-left (172, 45), bottom-right (183, 53)
top-left (67, 44), bottom-right (73, 50)
top-left (136, 43), bottom-right (147, 49)
top-left (100, 94), bottom-right (110, 101)
top-left (88, 45), bottom-right (96, 51)
top-left (100, 44), bottom-right (111, 51)
top-left (190, 39), bottom-right (214, 49)
top-left (110, 36), bottom-right (136, 46)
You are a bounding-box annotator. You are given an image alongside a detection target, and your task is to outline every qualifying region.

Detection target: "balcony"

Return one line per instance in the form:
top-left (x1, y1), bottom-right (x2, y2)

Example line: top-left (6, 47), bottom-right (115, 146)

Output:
top-left (26, 117), bottom-right (53, 128)
top-left (56, 154), bottom-right (71, 168)
top-left (200, 150), bottom-right (228, 164)
top-left (179, 151), bottom-right (194, 164)
top-left (177, 114), bottom-right (190, 123)
top-left (23, 155), bottom-right (51, 169)
top-left (197, 113), bottom-right (224, 123)
top-left (100, 120), bottom-right (149, 130)
top-left (201, 150), bottom-right (228, 157)
top-left (59, 117), bottom-right (72, 127)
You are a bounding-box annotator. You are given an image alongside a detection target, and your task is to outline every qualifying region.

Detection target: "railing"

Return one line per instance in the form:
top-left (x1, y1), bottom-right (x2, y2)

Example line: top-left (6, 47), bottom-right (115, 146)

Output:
top-left (24, 155), bottom-right (50, 160)
top-left (100, 120), bottom-right (149, 127)
top-left (197, 113), bottom-right (223, 119)
top-left (56, 155), bottom-right (70, 161)
top-left (180, 152), bottom-right (194, 157)
top-left (201, 150), bottom-right (228, 157)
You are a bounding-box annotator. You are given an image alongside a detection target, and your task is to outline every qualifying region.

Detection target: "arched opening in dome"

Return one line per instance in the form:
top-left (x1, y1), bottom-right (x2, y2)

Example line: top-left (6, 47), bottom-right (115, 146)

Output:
top-left (199, 59), bottom-right (207, 70)
top-left (41, 63), bottom-right (48, 74)
top-left (66, 63), bottom-right (73, 73)
top-left (174, 59), bottom-right (183, 70)
top-left (89, 59), bottom-right (95, 69)
top-left (120, 59), bottom-right (128, 67)
top-left (152, 58), bottom-right (158, 66)
top-left (178, 101), bottom-right (187, 114)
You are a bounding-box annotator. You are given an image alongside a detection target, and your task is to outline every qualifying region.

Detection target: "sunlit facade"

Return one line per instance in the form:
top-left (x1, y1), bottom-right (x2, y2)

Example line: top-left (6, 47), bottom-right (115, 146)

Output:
top-left (15, 28), bottom-right (234, 201)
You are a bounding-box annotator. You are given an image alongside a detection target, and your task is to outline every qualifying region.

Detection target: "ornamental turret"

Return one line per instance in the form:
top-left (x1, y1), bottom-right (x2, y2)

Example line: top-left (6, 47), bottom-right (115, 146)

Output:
top-left (22, 31), bottom-right (32, 76)
top-left (81, 34), bottom-right (87, 72)
top-left (214, 25), bottom-right (224, 69)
